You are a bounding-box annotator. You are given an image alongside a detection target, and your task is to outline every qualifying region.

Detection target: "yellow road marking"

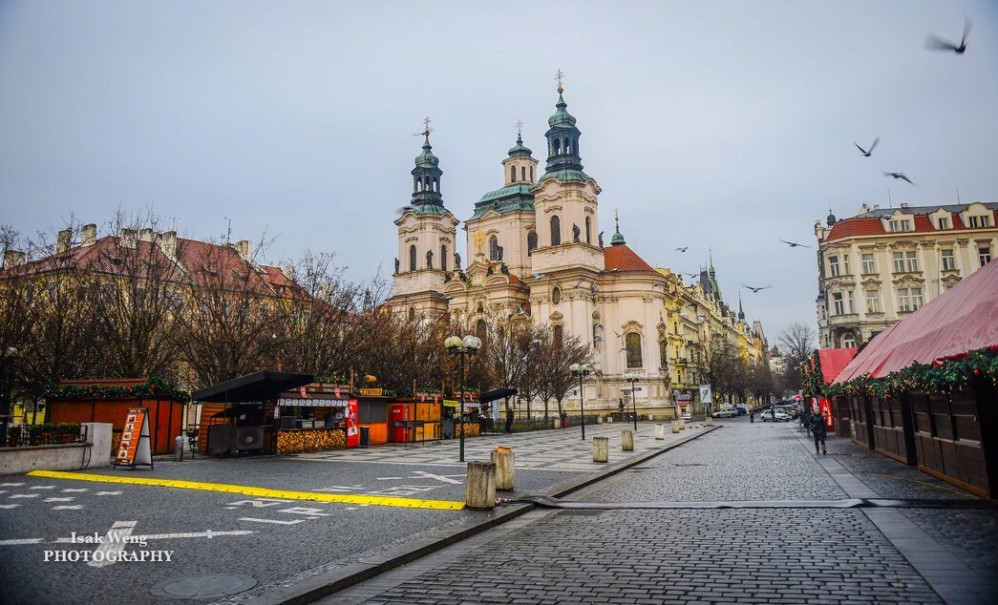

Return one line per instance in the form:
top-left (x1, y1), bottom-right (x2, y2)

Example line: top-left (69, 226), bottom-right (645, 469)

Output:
top-left (28, 470), bottom-right (466, 511)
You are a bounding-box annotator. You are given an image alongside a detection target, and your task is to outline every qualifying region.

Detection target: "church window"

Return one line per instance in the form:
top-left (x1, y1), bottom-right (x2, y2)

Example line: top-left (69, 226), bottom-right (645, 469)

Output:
top-left (521, 167), bottom-right (526, 181)
top-left (441, 245), bottom-right (448, 271)
top-left (476, 319), bottom-right (487, 341)
top-left (573, 138), bottom-right (578, 154)
top-left (585, 217), bottom-right (591, 244)
top-left (415, 177), bottom-right (422, 192)
top-left (551, 216), bottom-right (561, 245)
top-left (510, 166), bottom-right (516, 182)
top-left (553, 139), bottom-right (561, 155)
top-left (625, 333), bottom-right (643, 368)
top-left (489, 236), bottom-right (500, 261)
top-left (527, 231), bottom-right (537, 256)
top-left (552, 287), bottom-right (561, 305)
top-left (408, 307), bottom-right (416, 322)
top-left (553, 324), bottom-right (563, 346)
top-left (530, 166), bottom-right (534, 181)
top-left (409, 245), bottom-right (417, 271)
top-left (433, 178), bottom-right (438, 192)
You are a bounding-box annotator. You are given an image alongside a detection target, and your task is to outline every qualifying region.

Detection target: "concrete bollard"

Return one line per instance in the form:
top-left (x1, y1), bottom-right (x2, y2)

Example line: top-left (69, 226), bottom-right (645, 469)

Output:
top-left (672, 420), bottom-right (680, 433)
top-left (491, 447), bottom-right (515, 492)
top-left (174, 435), bottom-right (185, 462)
top-left (553, 417), bottom-right (560, 430)
top-left (593, 436), bottom-right (609, 463)
top-left (706, 416), bottom-right (714, 427)
top-left (466, 461), bottom-right (496, 509)
top-left (606, 416), bottom-right (613, 423)
top-left (597, 416), bottom-right (603, 424)
top-left (655, 424), bottom-right (665, 440)
top-left (621, 430), bottom-right (634, 451)
top-left (679, 419), bottom-right (686, 431)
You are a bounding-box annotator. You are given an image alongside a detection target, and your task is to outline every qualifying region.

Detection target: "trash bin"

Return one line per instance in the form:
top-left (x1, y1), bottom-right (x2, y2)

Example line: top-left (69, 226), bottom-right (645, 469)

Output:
top-left (359, 426), bottom-right (370, 448)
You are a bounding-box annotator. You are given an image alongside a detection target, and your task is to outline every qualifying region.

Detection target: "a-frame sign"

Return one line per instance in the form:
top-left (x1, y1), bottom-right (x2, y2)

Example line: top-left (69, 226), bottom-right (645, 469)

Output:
top-left (113, 407), bottom-right (154, 470)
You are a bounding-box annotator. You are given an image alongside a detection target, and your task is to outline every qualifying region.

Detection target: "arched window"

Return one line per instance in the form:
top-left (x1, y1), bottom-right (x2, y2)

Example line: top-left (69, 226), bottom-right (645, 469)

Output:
top-left (476, 319), bottom-right (487, 341)
top-left (408, 307), bottom-right (416, 322)
top-left (415, 177), bottom-right (422, 192)
top-left (553, 139), bottom-right (561, 155)
top-left (520, 166), bottom-right (526, 181)
top-left (408, 245), bottom-right (417, 271)
top-left (510, 166), bottom-right (516, 182)
top-left (626, 333), bottom-right (643, 368)
top-left (585, 217), bottom-right (592, 244)
top-left (527, 231), bottom-right (537, 256)
top-left (553, 324), bottom-right (563, 346)
top-left (489, 236), bottom-right (500, 261)
top-left (441, 245), bottom-right (448, 272)
top-left (550, 216), bottom-right (561, 245)
top-left (530, 166), bottom-right (534, 181)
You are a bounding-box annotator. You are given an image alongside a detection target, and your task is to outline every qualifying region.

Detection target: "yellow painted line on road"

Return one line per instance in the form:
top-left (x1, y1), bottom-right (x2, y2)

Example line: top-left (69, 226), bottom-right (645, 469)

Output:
top-left (27, 470), bottom-right (465, 511)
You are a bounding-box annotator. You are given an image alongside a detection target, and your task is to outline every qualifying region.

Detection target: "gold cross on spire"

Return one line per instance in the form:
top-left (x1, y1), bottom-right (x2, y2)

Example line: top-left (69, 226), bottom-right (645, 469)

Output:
top-left (515, 119), bottom-right (524, 139)
top-left (554, 69), bottom-right (564, 94)
top-left (421, 116), bottom-right (433, 141)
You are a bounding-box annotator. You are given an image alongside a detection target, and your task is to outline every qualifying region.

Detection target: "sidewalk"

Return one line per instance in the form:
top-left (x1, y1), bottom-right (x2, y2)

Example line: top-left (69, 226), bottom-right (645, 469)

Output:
top-left (282, 419), bottom-right (998, 605)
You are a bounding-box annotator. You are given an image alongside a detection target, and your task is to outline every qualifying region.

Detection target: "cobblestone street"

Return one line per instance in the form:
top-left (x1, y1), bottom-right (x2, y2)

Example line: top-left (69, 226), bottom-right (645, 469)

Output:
top-left (317, 420), bottom-right (998, 605)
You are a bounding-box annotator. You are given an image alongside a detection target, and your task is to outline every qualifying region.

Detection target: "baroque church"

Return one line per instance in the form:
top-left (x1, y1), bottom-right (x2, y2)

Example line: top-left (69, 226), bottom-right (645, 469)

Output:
top-left (387, 81), bottom-right (766, 416)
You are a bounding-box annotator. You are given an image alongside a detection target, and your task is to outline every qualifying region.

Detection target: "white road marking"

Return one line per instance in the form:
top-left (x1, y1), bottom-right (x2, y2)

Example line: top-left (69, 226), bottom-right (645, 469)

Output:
top-left (0, 538), bottom-right (42, 545)
top-left (225, 498), bottom-right (291, 510)
top-left (0, 504), bottom-right (21, 509)
top-left (95, 491), bottom-right (122, 496)
top-left (61, 488), bottom-right (88, 493)
top-left (51, 505), bottom-right (84, 510)
top-left (238, 517), bottom-right (306, 525)
top-left (10, 494), bottom-right (39, 499)
top-left (29, 485), bottom-right (56, 490)
top-left (43, 497), bottom-right (75, 503)
top-left (314, 485), bottom-right (363, 492)
top-left (0, 483), bottom-right (26, 487)
top-left (87, 520), bottom-right (137, 568)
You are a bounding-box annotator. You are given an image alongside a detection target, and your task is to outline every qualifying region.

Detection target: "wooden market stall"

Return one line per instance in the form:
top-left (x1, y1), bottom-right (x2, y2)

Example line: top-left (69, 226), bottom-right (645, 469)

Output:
top-left (47, 378), bottom-right (186, 456)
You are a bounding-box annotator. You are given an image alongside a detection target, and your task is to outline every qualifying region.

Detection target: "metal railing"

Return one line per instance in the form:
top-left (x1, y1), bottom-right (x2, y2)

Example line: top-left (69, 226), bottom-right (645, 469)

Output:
top-left (3, 424), bottom-right (89, 448)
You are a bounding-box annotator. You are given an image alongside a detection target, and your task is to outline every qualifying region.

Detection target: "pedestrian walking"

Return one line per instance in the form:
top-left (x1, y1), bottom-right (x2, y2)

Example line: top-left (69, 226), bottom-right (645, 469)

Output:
top-left (749, 408), bottom-right (754, 423)
top-left (809, 409), bottom-right (827, 455)
top-left (505, 408), bottom-right (514, 434)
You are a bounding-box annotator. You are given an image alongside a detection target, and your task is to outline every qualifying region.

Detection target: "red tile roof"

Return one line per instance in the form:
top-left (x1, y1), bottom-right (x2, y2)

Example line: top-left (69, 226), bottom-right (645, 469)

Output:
top-left (826, 207), bottom-right (998, 243)
top-left (604, 244), bottom-right (656, 273)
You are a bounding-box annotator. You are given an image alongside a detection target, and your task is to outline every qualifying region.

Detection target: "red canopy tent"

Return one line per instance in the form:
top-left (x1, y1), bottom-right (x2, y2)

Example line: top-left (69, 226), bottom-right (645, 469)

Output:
top-left (818, 349), bottom-right (857, 384)
top-left (835, 258), bottom-right (998, 383)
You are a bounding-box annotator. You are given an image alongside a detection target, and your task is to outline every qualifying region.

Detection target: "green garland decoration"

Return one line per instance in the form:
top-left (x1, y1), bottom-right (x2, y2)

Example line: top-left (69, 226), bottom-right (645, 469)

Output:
top-left (44, 377), bottom-right (190, 401)
top-left (822, 348), bottom-right (998, 399)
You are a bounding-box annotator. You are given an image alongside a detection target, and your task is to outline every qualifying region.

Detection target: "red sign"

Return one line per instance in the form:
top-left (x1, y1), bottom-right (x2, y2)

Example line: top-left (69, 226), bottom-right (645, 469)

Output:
top-left (115, 408), bottom-right (147, 466)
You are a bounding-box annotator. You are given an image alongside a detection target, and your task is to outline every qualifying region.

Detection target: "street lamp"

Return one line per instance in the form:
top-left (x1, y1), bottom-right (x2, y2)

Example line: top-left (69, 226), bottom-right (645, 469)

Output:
top-left (1, 347), bottom-right (17, 447)
top-left (623, 373), bottom-right (639, 431)
top-left (569, 363), bottom-right (592, 440)
top-left (445, 334), bottom-right (482, 462)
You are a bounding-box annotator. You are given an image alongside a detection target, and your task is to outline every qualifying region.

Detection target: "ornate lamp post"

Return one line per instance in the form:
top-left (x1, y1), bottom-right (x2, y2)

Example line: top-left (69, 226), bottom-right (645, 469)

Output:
top-left (624, 373), bottom-right (639, 431)
top-left (569, 363), bottom-right (592, 440)
top-left (445, 335), bottom-right (482, 462)
top-left (1, 347), bottom-right (17, 447)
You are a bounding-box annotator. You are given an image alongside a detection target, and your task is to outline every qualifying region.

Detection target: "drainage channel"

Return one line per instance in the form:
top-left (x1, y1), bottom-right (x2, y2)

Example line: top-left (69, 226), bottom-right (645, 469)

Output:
top-left (508, 495), bottom-right (997, 510)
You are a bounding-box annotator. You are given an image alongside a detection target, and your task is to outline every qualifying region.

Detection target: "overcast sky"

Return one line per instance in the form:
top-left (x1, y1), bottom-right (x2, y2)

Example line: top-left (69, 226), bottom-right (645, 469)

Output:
top-left (1, 1), bottom-right (996, 344)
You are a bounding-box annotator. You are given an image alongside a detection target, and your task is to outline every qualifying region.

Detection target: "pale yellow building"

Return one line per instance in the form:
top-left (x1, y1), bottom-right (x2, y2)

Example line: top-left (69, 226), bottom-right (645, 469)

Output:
top-left (815, 201), bottom-right (998, 348)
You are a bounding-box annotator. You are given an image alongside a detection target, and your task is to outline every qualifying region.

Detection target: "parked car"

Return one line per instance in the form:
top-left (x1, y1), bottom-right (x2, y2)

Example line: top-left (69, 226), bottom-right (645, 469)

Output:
top-left (711, 407), bottom-right (738, 418)
top-left (734, 406), bottom-right (747, 416)
top-left (761, 409), bottom-right (792, 422)
top-left (681, 411), bottom-right (692, 421)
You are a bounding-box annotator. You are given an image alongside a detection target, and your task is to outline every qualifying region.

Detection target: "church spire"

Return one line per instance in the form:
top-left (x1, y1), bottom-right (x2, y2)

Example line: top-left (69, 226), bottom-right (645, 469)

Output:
top-left (543, 70), bottom-right (585, 177)
top-left (411, 117), bottom-right (444, 207)
top-left (610, 209), bottom-right (626, 246)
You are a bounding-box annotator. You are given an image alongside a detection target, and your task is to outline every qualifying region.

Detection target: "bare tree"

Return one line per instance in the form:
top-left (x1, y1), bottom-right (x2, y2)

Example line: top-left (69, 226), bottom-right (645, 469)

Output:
top-left (534, 329), bottom-right (591, 419)
top-left (778, 322), bottom-right (817, 393)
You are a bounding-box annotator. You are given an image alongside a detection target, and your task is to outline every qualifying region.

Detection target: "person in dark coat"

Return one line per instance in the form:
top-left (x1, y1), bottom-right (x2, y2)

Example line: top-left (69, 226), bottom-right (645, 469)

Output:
top-left (505, 408), bottom-right (514, 434)
top-left (809, 409), bottom-right (827, 455)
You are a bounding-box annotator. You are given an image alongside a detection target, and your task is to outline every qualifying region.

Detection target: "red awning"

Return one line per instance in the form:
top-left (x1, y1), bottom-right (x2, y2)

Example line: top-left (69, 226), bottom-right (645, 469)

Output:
top-left (835, 259), bottom-right (998, 383)
top-left (818, 349), bottom-right (857, 384)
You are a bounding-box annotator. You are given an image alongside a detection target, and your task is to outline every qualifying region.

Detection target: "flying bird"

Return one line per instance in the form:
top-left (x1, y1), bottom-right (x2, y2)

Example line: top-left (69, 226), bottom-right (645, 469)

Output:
top-left (675, 246), bottom-right (688, 252)
top-left (883, 171), bottom-right (915, 185)
top-left (742, 284), bottom-right (771, 293)
top-left (779, 239), bottom-right (811, 248)
top-left (853, 137), bottom-right (879, 157)
top-left (683, 271), bottom-right (698, 279)
top-left (927, 17), bottom-right (971, 54)
top-left (395, 205), bottom-right (415, 215)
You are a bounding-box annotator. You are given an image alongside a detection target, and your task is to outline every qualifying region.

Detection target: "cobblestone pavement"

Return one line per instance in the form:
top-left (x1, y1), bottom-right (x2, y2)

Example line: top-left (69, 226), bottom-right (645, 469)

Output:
top-left (315, 420), bottom-right (998, 605)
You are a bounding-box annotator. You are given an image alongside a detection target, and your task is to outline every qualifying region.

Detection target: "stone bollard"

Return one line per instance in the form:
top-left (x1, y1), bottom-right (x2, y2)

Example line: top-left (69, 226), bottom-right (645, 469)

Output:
top-left (553, 417), bottom-right (560, 430)
top-left (491, 447), bottom-right (515, 492)
top-left (597, 416), bottom-right (603, 424)
top-left (174, 435), bottom-right (185, 462)
top-left (621, 430), bottom-right (634, 451)
top-left (706, 416), bottom-right (714, 427)
top-left (672, 420), bottom-right (680, 434)
top-left (679, 419), bottom-right (686, 431)
top-left (655, 424), bottom-right (665, 440)
top-left (606, 416), bottom-right (613, 423)
top-left (466, 461), bottom-right (496, 509)
top-left (593, 436), bottom-right (609, 463)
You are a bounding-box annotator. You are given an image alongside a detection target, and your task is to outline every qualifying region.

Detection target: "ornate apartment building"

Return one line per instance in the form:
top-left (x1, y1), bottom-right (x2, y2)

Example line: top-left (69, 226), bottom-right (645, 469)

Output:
top-left (815, 201), bottom-right (998, 348)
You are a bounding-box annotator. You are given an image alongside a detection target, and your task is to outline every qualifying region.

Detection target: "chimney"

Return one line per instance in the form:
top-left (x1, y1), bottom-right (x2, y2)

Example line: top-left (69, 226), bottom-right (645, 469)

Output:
top-left (81, 224), bottom-right (97, 247)
top-left (56, 229), bottom-right (72, 254)
top-left (157, 231), bottom-right (177, 259)
top-left (120, 228), bottom-right (137, 249)
top-left (139, 228), bottom-right (154, 242)
top-left (231, 239), bottom-right (252, 262)
top-left (3, 250), bottom-right (25, 269)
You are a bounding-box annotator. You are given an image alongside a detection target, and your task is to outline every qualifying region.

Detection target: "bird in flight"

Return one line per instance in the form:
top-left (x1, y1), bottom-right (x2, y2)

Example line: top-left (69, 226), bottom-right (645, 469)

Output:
top-left (883, 171), bottom-right (915, 185)
top-left (779, 239), bottom-right (810, 248)
top-left (683, 271), bottom-right (698, 279)
top-left (927, 17), bottom-right (971, 54)
top-left (854, 137), bottom-right (879, 157)
top-left (675, 246), bottom-right (688, 252)
top-left (742, 284), bottom-right (771, 293)
top-left (395, 205), bottom-right (415, 215)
